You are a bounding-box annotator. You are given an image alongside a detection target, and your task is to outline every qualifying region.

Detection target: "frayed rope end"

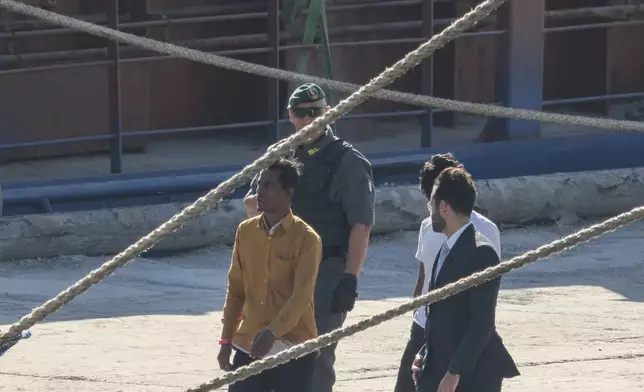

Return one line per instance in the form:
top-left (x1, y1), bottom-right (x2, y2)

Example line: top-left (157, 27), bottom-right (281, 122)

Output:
top-left (0, 331), bottom-right (32, 358)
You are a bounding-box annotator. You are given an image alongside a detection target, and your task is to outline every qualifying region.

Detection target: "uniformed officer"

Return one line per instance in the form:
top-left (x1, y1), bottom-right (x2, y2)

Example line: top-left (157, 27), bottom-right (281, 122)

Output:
top-left (244, 83), bottom-right (375, 392)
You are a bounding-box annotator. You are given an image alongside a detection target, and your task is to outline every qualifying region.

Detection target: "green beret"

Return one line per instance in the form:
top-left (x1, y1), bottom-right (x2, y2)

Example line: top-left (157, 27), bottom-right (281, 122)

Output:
top-left (287, 83), bottom-right (326, 109)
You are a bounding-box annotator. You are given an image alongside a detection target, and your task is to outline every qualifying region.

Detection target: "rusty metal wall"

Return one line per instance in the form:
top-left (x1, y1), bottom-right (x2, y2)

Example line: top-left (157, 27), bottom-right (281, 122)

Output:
top-left (145, 56), bottom-right (271, 133)
top-left (453, 0), bottom-right (496, 103)
top-left (284, 0), bottom-right (456, 114)
top-left (142, 0), bottom-right (271, 136)
top-left (0, 62), bottom-right (151, 161)
top-left (0, 0), bottom-right (270, 161)
top-left (544, 29), bottom-right (607, 103)
top-left (607, 24), bottom-right (644, 94)
top-left (0, 0), bottom-right (643, 162)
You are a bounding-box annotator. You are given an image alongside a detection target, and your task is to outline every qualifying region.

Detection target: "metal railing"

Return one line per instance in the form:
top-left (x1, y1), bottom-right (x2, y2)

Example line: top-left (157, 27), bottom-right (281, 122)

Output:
top-left (0, 0), bottom-right (643, 176)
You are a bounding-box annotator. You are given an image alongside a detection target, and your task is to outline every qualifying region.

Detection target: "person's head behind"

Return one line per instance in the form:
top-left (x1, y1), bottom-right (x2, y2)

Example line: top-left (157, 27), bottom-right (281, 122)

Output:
top-left (430, 167), bottom-right (476, 234)
top-left (256, 158), bottom-right (303, 214)
top-left (287, 83), bottom-right (330, 132)
top-left (419, 153), bottom-right (464, 200)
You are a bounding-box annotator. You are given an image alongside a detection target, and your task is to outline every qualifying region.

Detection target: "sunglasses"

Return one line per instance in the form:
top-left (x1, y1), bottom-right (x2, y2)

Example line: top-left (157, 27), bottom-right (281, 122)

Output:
top-left (290, 106), bottom-right (326, 119)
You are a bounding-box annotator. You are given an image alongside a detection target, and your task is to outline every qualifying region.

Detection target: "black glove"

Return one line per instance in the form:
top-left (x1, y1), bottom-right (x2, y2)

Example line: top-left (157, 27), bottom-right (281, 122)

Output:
top-left (330, 273), bottom-right (358, 314)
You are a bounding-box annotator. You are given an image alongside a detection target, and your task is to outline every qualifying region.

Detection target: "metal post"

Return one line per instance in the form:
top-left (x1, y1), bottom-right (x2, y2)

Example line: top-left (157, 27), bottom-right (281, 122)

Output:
top-left (604, 27), bottom-right (613, 117)
top-left (107, 0), bottom-right (123, 173)
top-left (420, 0), bottom-right (433, 148)
top-left (478, 2), bottom-right (511, 143)
top-left (267, 0), bottom-right (280, 142)
top-left (500, 0), bottom-right (544, 139)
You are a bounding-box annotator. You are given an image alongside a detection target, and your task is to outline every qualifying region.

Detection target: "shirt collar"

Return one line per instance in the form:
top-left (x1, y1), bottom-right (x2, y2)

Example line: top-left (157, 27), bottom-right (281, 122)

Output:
top-left (296, 126), bottom-right (336, 157)
top-left (445, 221), bottom-right (472, 249)
top-left (257, 209), bottom-right (295, 233)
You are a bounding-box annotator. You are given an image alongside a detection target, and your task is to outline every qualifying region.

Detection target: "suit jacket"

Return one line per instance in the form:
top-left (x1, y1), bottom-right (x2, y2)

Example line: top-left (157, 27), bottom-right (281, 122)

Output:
top-left (417, 224), bottom-right (519, 392)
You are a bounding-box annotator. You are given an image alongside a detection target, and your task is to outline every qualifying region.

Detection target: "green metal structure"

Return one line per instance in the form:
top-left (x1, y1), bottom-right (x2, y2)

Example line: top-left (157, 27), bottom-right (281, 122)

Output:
top-left (282, 0), bottom-right (335, 106)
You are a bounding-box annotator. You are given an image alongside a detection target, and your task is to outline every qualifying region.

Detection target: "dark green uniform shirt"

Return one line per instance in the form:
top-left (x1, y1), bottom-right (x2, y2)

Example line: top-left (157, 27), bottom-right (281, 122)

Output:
top-left (247, 128), bottom-right (375, 227)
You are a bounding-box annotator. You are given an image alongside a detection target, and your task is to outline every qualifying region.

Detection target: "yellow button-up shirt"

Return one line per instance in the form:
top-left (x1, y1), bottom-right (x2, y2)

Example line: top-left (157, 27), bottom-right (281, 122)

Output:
top-left (221, 210), bottom-right (322, 352)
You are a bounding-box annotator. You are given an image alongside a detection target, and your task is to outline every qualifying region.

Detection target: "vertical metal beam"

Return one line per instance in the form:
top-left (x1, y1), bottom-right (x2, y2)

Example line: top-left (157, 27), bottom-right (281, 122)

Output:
top-left (267, 0), bottom-right (280, 143)
top-left (604, 27), bottom-right (613, 117)
top-left (107, 0), bottom-right (123, 173)
top-left (420, 0), bottom-right (434, 148)
top-left (478, 2), bottom-right (511, 143)
top-left (500, 0), bottom-right (544, 139)
top-left (318, 0), bottom-right (334, 107)
top-left (435, 0), bottom-right (456, 129)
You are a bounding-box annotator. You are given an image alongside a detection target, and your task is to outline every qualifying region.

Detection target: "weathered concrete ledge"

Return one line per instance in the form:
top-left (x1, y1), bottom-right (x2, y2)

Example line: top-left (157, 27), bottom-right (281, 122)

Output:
top-left (2, 167), bottom-right (644, 262)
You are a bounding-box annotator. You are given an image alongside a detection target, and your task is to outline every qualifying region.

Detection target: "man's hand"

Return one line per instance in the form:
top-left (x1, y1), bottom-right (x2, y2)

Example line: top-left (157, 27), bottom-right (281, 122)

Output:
top-left (250, 328), bottom-right (276, 359)
top-left (411, 354), bottom-right (423, 386)
top-left (217, 344), bottom-right (233, 372)
top-left (331, 273), bottom-right (358, 314)
top-left (437, 371), bottom-right (460, 392)
top-left (243, 194), bottom-right (260, 219)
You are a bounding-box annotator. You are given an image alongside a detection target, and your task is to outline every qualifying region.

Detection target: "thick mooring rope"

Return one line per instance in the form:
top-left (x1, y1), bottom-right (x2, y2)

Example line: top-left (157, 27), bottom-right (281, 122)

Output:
top-left (0, 0), bottom-right (643, 134)
top-left (186, 205), bottom-right (644, 392)
top-left (0, 3), bottom-right (642, 391)
top-left (0, 0), bottom-right (507, 344)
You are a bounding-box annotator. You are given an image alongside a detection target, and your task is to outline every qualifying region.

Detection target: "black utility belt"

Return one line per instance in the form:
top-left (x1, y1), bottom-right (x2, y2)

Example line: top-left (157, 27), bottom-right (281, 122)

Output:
top-left (322, 246), bottom-right (347, 260)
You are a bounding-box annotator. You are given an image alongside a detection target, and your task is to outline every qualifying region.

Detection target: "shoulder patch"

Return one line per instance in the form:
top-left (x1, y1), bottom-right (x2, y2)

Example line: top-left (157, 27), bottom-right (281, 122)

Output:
top-left (367, 178), bottom-right (374, 193)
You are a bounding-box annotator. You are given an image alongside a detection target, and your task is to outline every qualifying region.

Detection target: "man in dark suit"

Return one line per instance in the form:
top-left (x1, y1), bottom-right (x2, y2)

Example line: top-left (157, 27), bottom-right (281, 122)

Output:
top-left (413, 167), bottom-right (520, 392)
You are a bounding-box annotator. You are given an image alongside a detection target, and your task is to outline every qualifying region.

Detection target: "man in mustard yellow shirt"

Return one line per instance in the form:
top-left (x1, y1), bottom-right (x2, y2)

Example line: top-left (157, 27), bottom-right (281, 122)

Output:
top-left (217, 158), bottom-right (322, 392)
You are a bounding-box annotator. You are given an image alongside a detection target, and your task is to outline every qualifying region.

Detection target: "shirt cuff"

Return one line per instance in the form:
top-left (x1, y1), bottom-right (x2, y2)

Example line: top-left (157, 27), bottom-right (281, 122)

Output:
top-left (266, 322), bottom-right (284, 338)
top-left (447, 365), bottom-right (460, 376)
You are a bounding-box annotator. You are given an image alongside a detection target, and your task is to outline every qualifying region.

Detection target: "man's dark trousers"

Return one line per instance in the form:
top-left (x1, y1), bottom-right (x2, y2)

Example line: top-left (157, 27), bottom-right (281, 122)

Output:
top-left (228, 350), bottom-right (316, 392)
top-left (312, 256), bottom-right (346, 392)
top-left (394, 322), bottom-right (425, 392)
top-left (417, 369), bottom-right (504, 392)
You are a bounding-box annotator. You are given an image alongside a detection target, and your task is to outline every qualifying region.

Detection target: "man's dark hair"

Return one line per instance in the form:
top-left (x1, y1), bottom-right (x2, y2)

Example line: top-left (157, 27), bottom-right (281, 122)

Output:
top-left (433, 167), bottom-right (476, 217)
top-left (419, 153), bottom-right (464, 199)
top-left (267, 158), bottom-right (303, 190)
